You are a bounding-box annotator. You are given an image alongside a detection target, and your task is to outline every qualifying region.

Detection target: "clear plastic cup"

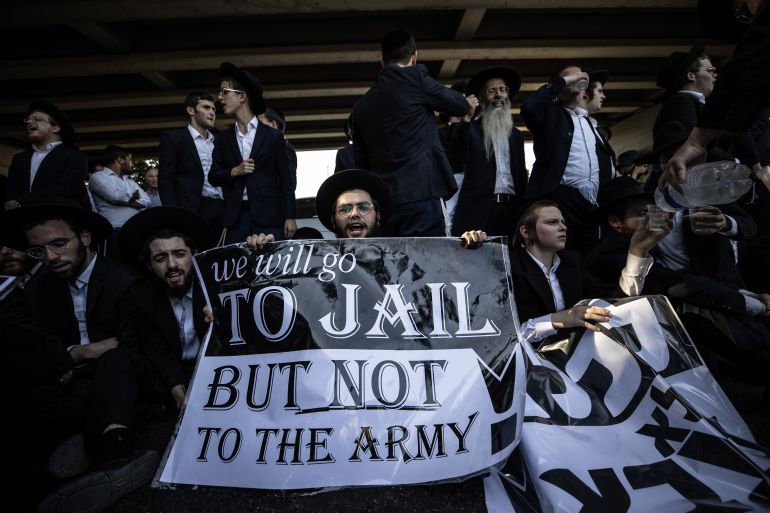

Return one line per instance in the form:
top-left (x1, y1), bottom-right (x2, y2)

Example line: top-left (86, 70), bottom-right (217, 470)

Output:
top-left (646, 204), bottom-right (667, 231)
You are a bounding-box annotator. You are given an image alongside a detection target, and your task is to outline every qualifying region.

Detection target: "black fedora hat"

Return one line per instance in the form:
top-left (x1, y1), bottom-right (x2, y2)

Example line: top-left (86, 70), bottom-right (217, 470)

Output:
top-left (27, 100), bottom-right (76, 147)
top-left (0, 193), bottom-right (112, 250)
top-left (315, 169), bottom-right (392, 232)
top-left (595, 176), bottom-right (653, 220)
top-left (117, 206), bottom-right (215, 266)
top-left (219, 62), bottom-right (266, 115)
top-left (587, 69), bottom-right (609, 86)
top-left (656, 40), bottom-right (706, 93)
top-left (617, 150), bottom-right (641, 169)
top-left (635, 121), bottom-right (690, 164)
top-left (466, 67), bottom-right (522, 98)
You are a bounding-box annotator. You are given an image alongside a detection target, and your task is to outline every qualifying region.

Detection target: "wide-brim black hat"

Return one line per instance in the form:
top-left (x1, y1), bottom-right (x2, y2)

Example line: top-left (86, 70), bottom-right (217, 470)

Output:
top-left (27, 100), bottom-right (75, 147)
top-left (588, 69), bottom-right (609, 86)
top-left (315, 169), bottom-right (392, 232)
top-left (117, 206), bottom-right (215, 265)
top-left (0, 193), bottom-right (112, 250)
top-left (219, 62), bottom-right (266, 115)
top-left (617, 150), bottom-right (641, 168)
top-left (656, 40), bottom-right (706, 93)
top-left (467, 67), bottom-right (522, 98)
top-left (635, 121), bottom-right (690, 164)
top-left (595, 176), bottom-right (653, 220)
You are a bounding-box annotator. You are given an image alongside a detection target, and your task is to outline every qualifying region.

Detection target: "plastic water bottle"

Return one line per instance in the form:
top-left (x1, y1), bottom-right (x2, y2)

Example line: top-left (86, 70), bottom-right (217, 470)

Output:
top-left (654, 160), bottom-right (753, 212)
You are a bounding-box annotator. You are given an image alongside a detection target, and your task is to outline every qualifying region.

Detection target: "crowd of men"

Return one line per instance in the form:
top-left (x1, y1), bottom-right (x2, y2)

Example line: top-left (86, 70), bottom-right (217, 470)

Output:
top-left (1, 3), bottom-right (769, 511)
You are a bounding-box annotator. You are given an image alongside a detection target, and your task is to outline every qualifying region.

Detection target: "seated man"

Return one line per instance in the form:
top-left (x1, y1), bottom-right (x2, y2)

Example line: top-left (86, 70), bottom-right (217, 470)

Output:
top-left (119, 206), bottom-right (215, 409)
top-left (248, 169), bottom-right (487, 249)
top-left (0, 194), bottom-right (157, 512)
top-left (587, 176), bottom-right (770, 403)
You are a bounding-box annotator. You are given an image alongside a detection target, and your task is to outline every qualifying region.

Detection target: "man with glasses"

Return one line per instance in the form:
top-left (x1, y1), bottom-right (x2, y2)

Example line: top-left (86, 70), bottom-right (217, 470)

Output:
top-left (209, 62), bottom-right (297, 244)
top-left (450, 67), bottom-right (528, 240)
top-left (158, 91), bottom-right (224, 237)
top-left (0, 194), bottom-right (157, 512)
top-left (653, 41), bottom-right (718, 143)
top-left (4, 101), bottom-right (89, 211)
top-left (351, 29), bottom-right (477, 237)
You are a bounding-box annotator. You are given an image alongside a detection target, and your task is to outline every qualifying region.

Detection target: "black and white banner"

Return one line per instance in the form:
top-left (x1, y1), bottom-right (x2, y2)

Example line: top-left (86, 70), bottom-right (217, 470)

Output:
top-left (484, 296), bottom-right (770, 512)
top-left (156, 237), bottom-right (525, 489)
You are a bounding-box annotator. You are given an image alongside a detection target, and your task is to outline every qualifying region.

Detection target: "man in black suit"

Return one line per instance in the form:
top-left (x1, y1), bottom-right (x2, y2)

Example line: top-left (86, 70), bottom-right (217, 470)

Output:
top-left (158, 91), bottom-right (224, 237)
top-left (119, 207), bottom-right (215, 409)
top-left (4, 101), bottom-right (89, 211)
top-left (521, 65), bottom-right (615, 253)
top-left (653, 41), bottom-right (717, 144)
top-left (451, 67), bottom-right (528, 239)
top-left (209, 62), bottom-right (297, 244)
top-left (335, 115), bottom-right (356, 173)
top-left (0, 194), bottom-right (156, 512)
top-left (352, 29), bottom-right (476, 237)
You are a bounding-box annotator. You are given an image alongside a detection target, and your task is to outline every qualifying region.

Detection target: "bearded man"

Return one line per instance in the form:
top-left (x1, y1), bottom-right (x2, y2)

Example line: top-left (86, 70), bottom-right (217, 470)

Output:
top-left (450, 67), bottom-right (528, 239)
top-left (118, 207), bottom-right (215, 409)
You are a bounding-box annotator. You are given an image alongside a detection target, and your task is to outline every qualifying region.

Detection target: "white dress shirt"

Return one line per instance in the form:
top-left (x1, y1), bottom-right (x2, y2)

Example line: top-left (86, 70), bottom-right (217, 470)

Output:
top-left (235, 116), bottom-right (259, 201)
top-left (521, 250), bottom-right (653, 343)
top-left (169, 286), bottom-right (201, 361)
top-left (30, 141), bottom-right (62, 187)
top-left (492, 133), bottom-right (515, 194)
top-left (561, 106), bottom-right (601, 204)
top-left (187, 124), bottom-right (222, 200)
top-left (89, 167), bottom-right (151, 228)
top-left (68, 254), bottom-right (98, 346)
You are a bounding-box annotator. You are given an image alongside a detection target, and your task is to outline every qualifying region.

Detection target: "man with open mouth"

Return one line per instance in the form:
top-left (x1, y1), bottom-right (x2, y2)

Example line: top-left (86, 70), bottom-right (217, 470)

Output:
top-left (5, 100), bottom-right (90, 212)
top-left (450, 67), bottom-right (528, 242)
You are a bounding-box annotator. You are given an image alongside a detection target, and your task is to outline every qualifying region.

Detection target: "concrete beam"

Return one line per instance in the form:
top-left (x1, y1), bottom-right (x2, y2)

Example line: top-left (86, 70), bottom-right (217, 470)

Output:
top-left (0, 40), bottom-right (733, 80)
top-left (142, 71), bottom-right (178, 90)
top-left (70, 22), bottom-right (130, 53)
top-left (4, 1), bottom-right (696, 27)
top-left (0, 81), bottom-right (656, 114)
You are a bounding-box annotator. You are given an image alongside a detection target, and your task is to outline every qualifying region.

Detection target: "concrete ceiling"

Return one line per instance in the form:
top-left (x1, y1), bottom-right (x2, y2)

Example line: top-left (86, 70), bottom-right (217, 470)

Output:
top-left (0, 0), bottom-right (731, 158)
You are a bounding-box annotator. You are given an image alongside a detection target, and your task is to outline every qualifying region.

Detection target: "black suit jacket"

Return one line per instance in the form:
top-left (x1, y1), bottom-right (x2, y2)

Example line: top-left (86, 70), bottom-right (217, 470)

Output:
top-left (209, 122), bottom-right (296, 228)
top-left (6, 144), bottom-right (89, 208)
top-left (451, 119), bottom-right (528, 234)
top-left (25, 256), bottom-right (141, 358)
top-left (521, 77), bottom-right (613, 200)
top-left (352, 63), bottom-right (468, 204)
top-left (126, 279), bottom-right (207, 391)
top-left (509, 247), bottom-right (618, 324)
top-left (653, 92), bottom-right (702, 140)
top-left (158, 127), bottom-right (210, 211)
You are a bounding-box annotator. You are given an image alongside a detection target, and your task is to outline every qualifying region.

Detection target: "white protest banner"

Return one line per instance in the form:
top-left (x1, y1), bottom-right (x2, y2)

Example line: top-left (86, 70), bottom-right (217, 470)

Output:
top-left (484, 296), bottom-right (770, 512)
top-left (156, 237), bottom-right (525, 490)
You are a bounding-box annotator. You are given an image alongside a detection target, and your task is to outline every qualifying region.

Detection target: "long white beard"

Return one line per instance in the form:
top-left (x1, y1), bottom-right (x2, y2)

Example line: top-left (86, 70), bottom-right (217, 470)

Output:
top-left (481, 99), bottom-right (513, 160)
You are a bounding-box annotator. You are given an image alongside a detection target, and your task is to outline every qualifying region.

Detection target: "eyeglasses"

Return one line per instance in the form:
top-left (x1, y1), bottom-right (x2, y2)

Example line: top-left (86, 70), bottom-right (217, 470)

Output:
top-left (23, 115), bottom-right (54, 125)
top-left (485, 86), bottom-right (510, 95)
top-left (698, 66), bottom-right (717, 75)
top-left (26, 235), bottom-right (78, 259)
top-left (218, 87), bottom-right (244, 96)
top-left (336, 202), bottom-right (375, 215)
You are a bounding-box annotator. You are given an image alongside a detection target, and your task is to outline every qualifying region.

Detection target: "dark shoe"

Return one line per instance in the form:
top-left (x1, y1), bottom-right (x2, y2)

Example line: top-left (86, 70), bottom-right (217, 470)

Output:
top-left (48, 434), bottom-right (92, 479)
top-left (97, 427), bottom-right (132, 465)
top-left (37, 449), bottom-right (159, 513)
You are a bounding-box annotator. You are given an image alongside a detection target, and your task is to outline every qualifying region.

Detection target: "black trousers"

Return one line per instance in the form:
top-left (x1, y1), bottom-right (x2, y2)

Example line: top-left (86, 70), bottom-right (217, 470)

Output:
top-left (549, 185), bottom-right (598, 255)
top-left (224, 202), bottom-right (283, 244)
top-left (197, 196), bottom-right (225, 243)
